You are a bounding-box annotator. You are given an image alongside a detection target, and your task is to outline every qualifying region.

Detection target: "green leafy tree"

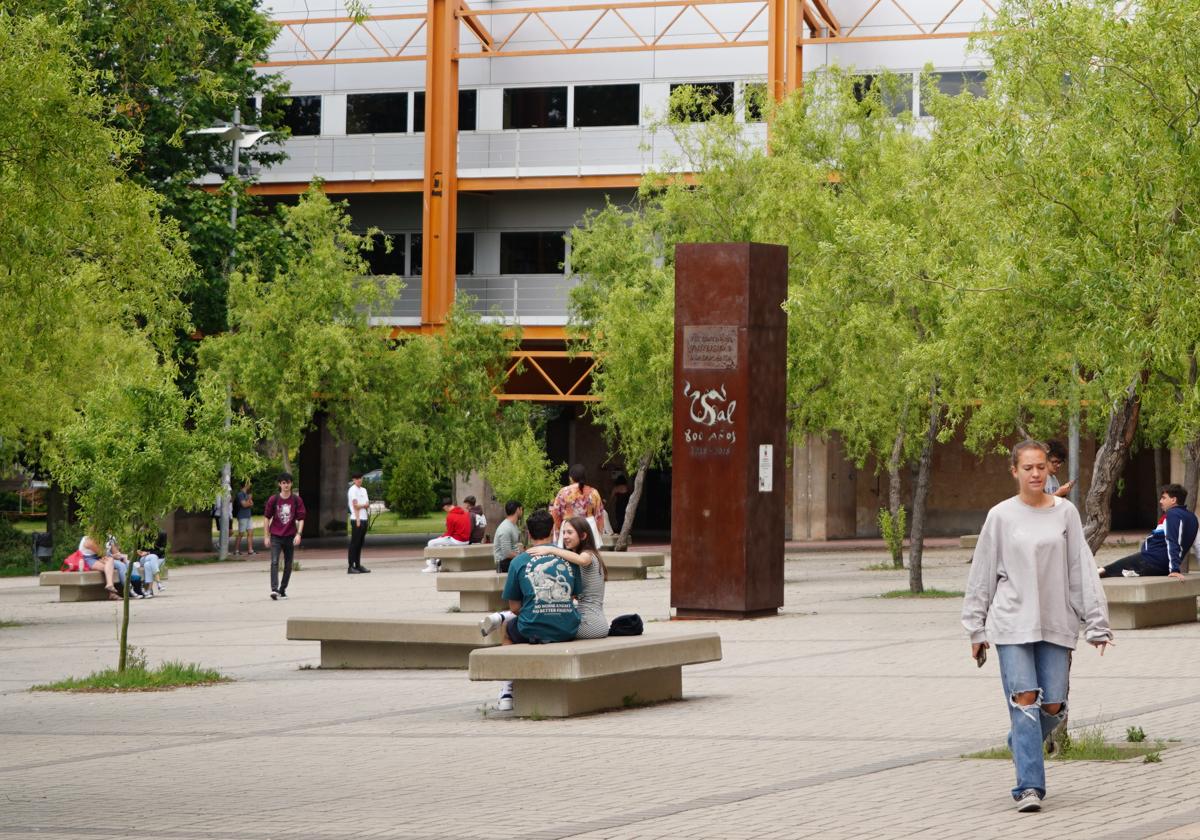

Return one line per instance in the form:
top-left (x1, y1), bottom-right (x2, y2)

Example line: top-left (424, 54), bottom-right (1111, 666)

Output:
top-left (9, 0), bottom-right (291, 337)
top-left (0, 13), bottom-right (191, 464)
top-left (484, 427), bottom-right (564, 513)
top-left (47, 373), bottom-right (260, 670)
top-left (935, 0), bottom-right (1200, 547)
top-left (202, 185), bottom-right (403, 468)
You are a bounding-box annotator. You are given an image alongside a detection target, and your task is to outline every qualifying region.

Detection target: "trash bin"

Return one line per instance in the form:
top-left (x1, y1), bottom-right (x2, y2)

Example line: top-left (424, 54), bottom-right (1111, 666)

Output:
top-left (31, 531), bottom-right (53, 576)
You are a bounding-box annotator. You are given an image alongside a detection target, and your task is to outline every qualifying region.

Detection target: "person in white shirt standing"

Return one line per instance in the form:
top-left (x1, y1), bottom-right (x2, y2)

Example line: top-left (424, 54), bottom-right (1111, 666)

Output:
top-left (347, 472), bottom-right (371, 574)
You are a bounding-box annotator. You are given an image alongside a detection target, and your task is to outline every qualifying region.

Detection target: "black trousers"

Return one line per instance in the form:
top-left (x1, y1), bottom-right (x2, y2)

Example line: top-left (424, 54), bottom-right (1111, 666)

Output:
top-left (1100, 552), bottom-right (1168, 578)
top-left (348, 520), bottom-right (368, 568)
top-left (270, 535), bottom-right (294, 593)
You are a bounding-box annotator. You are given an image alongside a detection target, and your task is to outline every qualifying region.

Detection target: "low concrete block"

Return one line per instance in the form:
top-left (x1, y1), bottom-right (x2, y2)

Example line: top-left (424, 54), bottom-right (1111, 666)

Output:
top-left (39, 571), bottom-right (108, 602)
top-left (287, 616), bottom-right (502, 669)
top-left (468, 631), bottom-right (721, 717)
top-left (603, 551), bottom-right (666, 581)
top-left (960, 534), bottom-right (978, 550)
top-left (423, 545), bottom-right (494, 572)
top-left (1101, 576), bottom-right (1200, 630)
top-left (436, 572), bottom-right (507, 612)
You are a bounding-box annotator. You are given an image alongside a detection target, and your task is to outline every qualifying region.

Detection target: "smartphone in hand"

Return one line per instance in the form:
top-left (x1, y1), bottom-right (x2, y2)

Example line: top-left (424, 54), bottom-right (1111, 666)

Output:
top-left (975, 646), bottom-right (987, 668)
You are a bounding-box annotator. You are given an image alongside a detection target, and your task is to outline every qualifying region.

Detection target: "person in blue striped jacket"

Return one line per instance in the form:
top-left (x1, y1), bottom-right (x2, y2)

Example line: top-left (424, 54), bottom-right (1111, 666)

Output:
top-left (1099, 484), bottom-right (1197, 580)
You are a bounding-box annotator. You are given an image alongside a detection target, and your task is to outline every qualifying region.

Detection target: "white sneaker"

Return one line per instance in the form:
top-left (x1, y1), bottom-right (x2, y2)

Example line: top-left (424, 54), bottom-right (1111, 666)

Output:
top-left (479, 613), bottom-right (503, 637)
top-left (495, 694), bottom-right (514, 711)
top-left (421, 560), bottom-right (440, 573)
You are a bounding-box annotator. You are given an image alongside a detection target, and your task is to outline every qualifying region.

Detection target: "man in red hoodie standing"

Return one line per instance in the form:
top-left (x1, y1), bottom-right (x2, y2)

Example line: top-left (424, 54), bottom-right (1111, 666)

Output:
top-left (424, 496), bottom-right (470, 572)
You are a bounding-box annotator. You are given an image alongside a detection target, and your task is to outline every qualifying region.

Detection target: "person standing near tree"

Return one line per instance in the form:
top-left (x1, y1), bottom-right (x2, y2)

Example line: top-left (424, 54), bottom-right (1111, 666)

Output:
top-left (263, 472), bottom-right (305, 600)
top-left (1043, 440), bottom-right (1075, 498)
top-left (961, 439), bottom-right (1113, 813)
top-left (346, 472), bottom-right (371, 574)
top-left (234, 478), bottom-right (256, 556)
top-left (549, 464), bottom-right (605, 542)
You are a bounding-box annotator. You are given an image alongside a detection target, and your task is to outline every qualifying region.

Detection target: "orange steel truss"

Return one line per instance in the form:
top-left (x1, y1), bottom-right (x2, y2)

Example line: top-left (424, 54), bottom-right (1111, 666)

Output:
top-left (500, 350), bottom-right (599, 402)
top-left (262, 0), bottom-right (999, 398)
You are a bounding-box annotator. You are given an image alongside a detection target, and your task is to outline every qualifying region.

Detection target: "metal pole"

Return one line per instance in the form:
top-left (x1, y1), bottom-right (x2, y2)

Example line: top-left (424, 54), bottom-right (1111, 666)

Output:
top-left (218, 109), bottom-right (242, 562)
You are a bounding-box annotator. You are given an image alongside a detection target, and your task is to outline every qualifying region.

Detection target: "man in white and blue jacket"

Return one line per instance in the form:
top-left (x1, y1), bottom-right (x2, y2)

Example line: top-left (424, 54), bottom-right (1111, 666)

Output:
top-left (1100, 484), bottom-right (1197, 580)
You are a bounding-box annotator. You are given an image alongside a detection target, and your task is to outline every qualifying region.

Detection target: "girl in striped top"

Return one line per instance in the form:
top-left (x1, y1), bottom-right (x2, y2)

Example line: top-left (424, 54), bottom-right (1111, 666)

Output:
top-left (528, 515), bottom-right (608, 639)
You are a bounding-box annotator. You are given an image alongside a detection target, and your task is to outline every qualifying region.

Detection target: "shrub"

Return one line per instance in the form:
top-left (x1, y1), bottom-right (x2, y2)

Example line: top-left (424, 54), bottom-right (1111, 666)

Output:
top-left (384, 450), bottom-right (437, 518)
top-left (483, 427), bottom-right (563, 512)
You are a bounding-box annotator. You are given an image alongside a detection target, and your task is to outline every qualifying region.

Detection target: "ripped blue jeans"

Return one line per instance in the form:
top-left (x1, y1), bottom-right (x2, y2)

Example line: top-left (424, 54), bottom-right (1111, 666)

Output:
top-left (996, 642), bottom-right (1070, 800)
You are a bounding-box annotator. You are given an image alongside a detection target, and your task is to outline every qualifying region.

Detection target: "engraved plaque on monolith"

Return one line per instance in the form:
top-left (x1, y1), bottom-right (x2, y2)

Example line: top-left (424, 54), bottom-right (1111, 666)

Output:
top-left (671, 243), bottom-right (786, 619)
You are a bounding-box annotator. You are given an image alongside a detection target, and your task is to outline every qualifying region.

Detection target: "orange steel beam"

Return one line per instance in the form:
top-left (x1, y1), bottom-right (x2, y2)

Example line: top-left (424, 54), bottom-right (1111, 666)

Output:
top-left (422, 0), bottom-right (460, 326)
top-left (243, 173), bottom-right (648, 196)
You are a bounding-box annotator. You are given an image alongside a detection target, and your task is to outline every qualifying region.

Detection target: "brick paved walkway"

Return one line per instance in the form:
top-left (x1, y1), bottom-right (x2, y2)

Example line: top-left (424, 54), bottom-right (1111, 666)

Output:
top-left (0, 543), bottom-right (1197, 839)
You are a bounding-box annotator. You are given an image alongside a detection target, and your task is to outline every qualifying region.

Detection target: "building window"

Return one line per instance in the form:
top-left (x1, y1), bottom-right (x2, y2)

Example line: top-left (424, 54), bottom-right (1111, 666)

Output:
top-left (500, 231), bottom-right (565, 274)
top-left (408, 232), bottom-right (476, 276)
top-left (573, 84), bottom-right (640, 127)
top-left (919, 71), bottom-right (988, 116)
top-left (669, 82), bottom-right (735, 122)
top-left (363, 234), bottom-right (406, 277)
top-left (852, 75), bottom-right (913, 116)
top-left (503, 87), bottom-right (567, 129)
top-left (744, 82), bottom-right (767, 122)
top-left (347, 93), bottom-right (408, 134)
top-left (413, 90), bottom-right (477, 132)
top-left (281, 95), bottom-right (322, 136)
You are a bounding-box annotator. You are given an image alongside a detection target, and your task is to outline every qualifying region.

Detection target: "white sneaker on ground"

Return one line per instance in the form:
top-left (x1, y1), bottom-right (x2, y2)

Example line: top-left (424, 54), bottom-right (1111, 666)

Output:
top-left (421, 560), bottom-right (440, 573)
top-left (479, 613), bottom-right (503, 637)
top-left (495, 694), bottom-right (514, 711)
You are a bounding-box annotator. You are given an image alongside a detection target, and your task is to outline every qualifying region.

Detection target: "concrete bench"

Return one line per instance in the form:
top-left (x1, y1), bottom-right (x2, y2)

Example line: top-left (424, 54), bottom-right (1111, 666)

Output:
top-left (603, 551), bottom-right (666, 580)
top-left (287, 616), bottom-right (503, 668)
top-left (960, 534), bottom-right (978, 550)
top-left (1102, 576), bottom-right (1200, 629)
top-left (39, 571), bottom-right (110, 602)
top-left (436, 572), bottom-right (507, 612)
top-left (424, 545), bottom-right (495, 572)
top-left (469, 631), bottom-right (722, 717)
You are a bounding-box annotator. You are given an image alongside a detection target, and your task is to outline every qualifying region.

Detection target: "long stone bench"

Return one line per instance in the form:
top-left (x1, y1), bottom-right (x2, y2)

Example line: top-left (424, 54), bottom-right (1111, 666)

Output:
top-left (423, 544), bottom-right (495, 572)
top-left (436, 572), bottom-right (506, 612)
top-left (603, 551), bottom-right (666, 580)
top-left (287, 616), bottom-right (504, 668)
top-left (960, 534), bottom-right (978, 550)
top-left (1102, 576), bottom-right (1200, 629)
top-left (39, 571), bottom-right (109, 602)
top-left (469, 631), bottom-right (722, 717)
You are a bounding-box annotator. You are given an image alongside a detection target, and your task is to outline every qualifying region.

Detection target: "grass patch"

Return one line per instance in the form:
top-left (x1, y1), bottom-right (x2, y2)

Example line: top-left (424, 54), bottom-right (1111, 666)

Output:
top-left (32, 661), bottom-right (231, 693)
top-left (363, 511), bottom-right (445, 535)
top-left (879, 588), bottom-right (963, 599)
top-left (965, 726), bottom-right (1167, 762)
top-left (862, 563), bottom-right (903, 572)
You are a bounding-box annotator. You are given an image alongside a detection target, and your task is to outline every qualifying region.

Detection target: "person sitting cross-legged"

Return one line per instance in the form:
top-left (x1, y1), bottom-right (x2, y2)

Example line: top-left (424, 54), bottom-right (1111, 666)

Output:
top-left (423, 497), bottom-right (472, 573)
top-left (478, 509), bottom-right (579, 711)
top-left (1099, 483), bottom-right (1197, 581)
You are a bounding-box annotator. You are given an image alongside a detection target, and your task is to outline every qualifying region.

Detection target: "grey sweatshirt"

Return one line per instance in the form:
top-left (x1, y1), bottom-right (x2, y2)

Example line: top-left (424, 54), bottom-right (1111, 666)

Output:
top-left (962, 496), bottom-right (1112, 649)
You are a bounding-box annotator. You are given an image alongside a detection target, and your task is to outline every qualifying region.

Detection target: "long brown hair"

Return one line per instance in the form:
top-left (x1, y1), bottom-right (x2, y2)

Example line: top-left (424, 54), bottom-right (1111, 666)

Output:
top-left (565, 515), bottom-right (606, 580)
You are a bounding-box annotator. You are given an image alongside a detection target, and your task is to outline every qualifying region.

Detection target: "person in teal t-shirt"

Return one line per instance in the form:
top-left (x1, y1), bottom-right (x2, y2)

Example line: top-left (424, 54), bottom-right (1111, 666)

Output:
top-left (501, 508), bottom-right (580, 644)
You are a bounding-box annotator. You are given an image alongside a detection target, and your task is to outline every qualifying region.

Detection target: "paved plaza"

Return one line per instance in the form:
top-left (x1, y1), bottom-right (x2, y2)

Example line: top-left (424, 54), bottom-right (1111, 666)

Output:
top-left (1, 542), bottom-right (1198, 840)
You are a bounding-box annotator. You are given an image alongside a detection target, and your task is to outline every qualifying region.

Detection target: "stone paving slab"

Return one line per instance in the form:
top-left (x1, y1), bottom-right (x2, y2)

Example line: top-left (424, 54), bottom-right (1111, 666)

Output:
top-left (0, 544), bottom-right (1197, 839)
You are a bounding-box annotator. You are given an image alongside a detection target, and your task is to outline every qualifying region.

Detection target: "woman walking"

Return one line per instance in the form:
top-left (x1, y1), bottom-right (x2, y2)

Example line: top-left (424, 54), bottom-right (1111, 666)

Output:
top-left (961, 439), bottom-right (1113, 813)
top-left (549, 464), bottom-right (605, 542)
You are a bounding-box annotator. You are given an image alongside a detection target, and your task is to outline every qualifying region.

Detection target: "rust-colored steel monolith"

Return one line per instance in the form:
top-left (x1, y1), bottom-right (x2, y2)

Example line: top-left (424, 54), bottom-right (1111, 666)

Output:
top-left (671, 243), bottom-right (786, 619)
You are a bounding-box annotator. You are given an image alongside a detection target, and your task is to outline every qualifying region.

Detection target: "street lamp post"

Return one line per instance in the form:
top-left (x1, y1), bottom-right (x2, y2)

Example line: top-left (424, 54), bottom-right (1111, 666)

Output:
top-left (190, 111), bottom-right (269, 560)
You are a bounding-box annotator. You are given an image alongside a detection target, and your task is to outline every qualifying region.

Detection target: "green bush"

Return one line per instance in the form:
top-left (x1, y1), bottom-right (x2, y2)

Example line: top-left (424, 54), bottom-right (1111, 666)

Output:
top-left (484, 428), bottom-right (563, 512)
top-left (384, 450), bottom-right (437, 518)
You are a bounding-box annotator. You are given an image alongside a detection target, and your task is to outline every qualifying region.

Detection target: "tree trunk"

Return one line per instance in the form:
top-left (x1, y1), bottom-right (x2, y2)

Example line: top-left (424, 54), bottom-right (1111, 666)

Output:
top-left (887, 416), bottom-right (907, 569)
top-left (1185, 438), bottom-right (1200, 514)
top-left (615, 454), bottom-right (651, 552)
top-left (907, 381), bottom-right (940, 594)
top-left (1082, 374), bottom-right (1143, 552)
top-left (118, 571), bottom-right (131, 672)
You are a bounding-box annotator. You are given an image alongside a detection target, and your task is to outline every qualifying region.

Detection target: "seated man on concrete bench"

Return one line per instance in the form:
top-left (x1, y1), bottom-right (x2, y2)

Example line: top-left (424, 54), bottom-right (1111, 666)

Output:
top-left (492, 501), bottom-right (524, 573)
top-left (1099, 483), bottom-right (1197, 581)
top-left (479, 509), bottom-right (579, 710)
top-left (423, 497), bottom-right (472, 572)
